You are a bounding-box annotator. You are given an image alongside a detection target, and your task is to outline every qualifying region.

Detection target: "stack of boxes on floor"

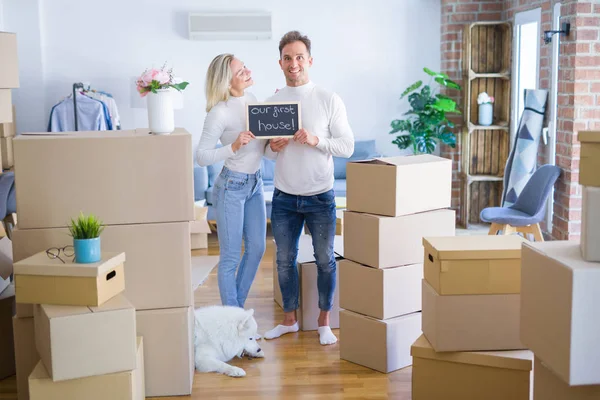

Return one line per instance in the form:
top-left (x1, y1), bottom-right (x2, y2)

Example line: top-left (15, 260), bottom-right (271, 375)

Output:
top-left (519, 130), bottom-right (600, 399)
top-left (339, 155), bottom-right (456, 373)
top-left (0, 31), bottom-right (18, 170)
top-left (11, 128), bottom-right (195, 399)
top-left (13, 252), bottom-right (144, 399)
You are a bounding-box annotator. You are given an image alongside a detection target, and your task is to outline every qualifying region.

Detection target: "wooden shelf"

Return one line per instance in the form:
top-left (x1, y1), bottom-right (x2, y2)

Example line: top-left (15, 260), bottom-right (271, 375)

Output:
top-left (467, 121), bottom-right (510, 132)
top-left (465, 69), bottom-right (511, 80)
top-left (461, 173), bottom-right (504, 182)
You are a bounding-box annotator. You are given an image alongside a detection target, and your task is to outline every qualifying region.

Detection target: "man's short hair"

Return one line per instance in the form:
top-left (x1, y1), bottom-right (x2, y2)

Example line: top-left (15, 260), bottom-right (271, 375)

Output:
top-left (278, 31), bottom-right (311, 57)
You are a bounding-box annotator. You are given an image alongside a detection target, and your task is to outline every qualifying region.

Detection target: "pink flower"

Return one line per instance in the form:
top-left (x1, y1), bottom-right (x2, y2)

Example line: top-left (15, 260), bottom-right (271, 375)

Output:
top-left (141, 69), bottom-right (158, 86)
top-left (154, 70), bottom-right (170, 85)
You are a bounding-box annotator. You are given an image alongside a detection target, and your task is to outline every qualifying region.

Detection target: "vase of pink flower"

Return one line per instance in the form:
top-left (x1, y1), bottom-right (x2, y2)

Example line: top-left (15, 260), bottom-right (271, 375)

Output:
top-left (136, 64), bottom-right (189, 134)
top-left (477, 92), bottom-right (495, 126)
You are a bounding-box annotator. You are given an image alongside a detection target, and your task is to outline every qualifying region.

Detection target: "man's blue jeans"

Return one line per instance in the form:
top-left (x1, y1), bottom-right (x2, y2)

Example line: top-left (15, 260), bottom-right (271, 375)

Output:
top-left (213, 167), bottom-right (266, 308)
top-left (271, 187), bottom-right (337, 313)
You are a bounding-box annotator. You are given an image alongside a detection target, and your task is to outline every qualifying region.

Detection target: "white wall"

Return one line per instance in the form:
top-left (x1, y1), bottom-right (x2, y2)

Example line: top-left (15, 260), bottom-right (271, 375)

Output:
top-left (7, 0), bottom-right (440, 157)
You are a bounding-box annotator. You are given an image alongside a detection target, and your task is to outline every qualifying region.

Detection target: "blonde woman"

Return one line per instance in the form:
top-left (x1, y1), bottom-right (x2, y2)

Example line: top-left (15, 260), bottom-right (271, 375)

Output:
top-left (196, 54), bottom-right (267, 310)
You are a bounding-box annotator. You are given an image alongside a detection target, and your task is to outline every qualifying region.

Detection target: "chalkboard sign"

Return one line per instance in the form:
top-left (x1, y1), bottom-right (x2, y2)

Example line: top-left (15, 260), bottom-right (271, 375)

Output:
top-left (246, 102), bottom-right (301, 139)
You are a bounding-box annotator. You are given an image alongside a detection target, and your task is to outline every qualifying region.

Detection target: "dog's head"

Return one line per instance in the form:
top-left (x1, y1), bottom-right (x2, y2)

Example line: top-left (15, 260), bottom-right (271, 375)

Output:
top-left (238, 309), bottom-right (264, 358)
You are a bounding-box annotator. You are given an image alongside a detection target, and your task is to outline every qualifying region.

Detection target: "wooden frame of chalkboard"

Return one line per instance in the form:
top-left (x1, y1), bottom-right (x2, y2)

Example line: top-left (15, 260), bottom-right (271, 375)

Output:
top-left (246, 101), bottom-right (302, 139)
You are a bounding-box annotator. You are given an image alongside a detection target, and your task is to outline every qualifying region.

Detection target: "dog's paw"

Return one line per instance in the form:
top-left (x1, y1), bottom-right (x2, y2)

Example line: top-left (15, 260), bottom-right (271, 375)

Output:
top-left (225, 366), bottom-right (246, 377)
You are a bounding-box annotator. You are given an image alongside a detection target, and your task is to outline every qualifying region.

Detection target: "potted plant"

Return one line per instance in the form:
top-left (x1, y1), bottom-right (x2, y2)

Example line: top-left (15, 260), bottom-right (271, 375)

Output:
top-left (390, 67), bottom-right (462, 154)
top-left (68, 212), bottom-right (105, 264)
top-left (477, 92), bottom-right (495, 126)
top-left (136, 63), bottom-right (189, 135)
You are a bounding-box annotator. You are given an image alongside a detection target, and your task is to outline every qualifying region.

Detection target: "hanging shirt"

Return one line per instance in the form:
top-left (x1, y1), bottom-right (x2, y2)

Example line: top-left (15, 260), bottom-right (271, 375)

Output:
top-left (86, 91), bottom-right (120, 129)
top-left (48, 93), bottom-right (109, 132)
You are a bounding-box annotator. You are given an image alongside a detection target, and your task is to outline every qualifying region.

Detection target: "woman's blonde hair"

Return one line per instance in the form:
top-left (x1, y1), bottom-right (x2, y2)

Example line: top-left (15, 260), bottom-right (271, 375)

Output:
top-left (205, 53), bottom-right (234, 112)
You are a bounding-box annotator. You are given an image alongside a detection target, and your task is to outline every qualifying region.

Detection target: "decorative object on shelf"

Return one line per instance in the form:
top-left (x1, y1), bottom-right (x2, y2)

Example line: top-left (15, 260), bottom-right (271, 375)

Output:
top-left (136, 63), bottom-right (189, 135)
top-left (68, 212), bottom-right (105, 264)
top-left (477, 92), bottom-right (495, 126)
top-left (389, 67), bottom-right (461, 154)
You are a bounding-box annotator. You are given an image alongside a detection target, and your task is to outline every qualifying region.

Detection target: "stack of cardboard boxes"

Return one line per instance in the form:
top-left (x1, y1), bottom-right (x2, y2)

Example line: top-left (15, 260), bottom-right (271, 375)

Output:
top-left (520, 130), bottom-right (600, 399)
top-left (11, 128), bottom-right (195, 398)
top-left (13, 251), bottom-right (144, 399)
top-left (339, 155), bottom-right (456, 373)
top-left (0, 31), bottom-right (19, 169)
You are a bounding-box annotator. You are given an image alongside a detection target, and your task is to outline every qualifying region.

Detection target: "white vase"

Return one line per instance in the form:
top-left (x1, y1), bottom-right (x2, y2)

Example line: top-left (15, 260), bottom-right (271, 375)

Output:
top-left (478, 103), bottom-right (493, 126)
top-left (147, 89), bottom-right (174, 134)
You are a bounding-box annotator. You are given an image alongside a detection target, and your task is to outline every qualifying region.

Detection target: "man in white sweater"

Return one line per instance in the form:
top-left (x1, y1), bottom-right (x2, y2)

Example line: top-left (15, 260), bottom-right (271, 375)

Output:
top-left (264, 31), bottom-right (354, 345)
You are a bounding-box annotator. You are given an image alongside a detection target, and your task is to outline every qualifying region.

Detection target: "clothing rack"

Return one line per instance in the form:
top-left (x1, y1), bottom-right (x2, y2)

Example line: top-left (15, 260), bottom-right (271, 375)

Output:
top-left (72, 82), bottom-right (85, 131)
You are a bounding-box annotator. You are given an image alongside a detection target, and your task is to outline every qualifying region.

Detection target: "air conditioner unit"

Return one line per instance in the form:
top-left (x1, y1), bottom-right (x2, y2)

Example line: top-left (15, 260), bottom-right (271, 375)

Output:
top-left (188, 11), bottom-right (272, 40)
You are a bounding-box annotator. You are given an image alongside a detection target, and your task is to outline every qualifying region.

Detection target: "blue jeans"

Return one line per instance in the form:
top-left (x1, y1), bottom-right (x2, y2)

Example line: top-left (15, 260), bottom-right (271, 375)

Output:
top-left (271, 188), bottom-right (337, 313)
top-left (213, 167), bottom-right (266, 308)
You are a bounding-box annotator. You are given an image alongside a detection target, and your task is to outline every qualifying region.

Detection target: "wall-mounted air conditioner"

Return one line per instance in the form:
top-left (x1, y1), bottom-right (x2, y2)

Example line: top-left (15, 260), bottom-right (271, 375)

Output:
top-left (188, 11), bottom-right (272, 40)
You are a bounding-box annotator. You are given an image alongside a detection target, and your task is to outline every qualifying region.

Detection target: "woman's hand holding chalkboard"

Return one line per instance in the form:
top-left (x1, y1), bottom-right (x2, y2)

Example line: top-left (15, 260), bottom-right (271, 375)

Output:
top-left (232, 131), bottom-right (255, 152)
top-left (293, 128), bottom-right (319, 147)
top-left (269, 137), bottom-right (290, 152)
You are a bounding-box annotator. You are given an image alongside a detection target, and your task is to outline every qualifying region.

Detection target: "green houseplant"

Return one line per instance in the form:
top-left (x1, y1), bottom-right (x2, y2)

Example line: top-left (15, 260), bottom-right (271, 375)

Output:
top-left (390, 67), bottom-right (462, 154)
top-left (68, 212), bottom-right (105, 264)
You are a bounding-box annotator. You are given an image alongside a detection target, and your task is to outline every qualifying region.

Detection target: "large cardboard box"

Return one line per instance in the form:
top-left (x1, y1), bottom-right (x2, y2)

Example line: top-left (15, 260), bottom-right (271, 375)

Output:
top-left (521, 240), bottom-right (600, 386)
top-left (1, 136), bottom-right (13, 169)
top-left (534, 356), bottom-right (600, 400)
top-left (300, 261), bottom-right (341, 331)
top-left (344, 209), bottom-right (455, 269)
top-left (12, 222), bottom-right (193, 310)
top-left (0, 284), bottom-right (15, 380)
top-left (423, 235), bottom-right (525, 295)
top-left (0, 89), bottom-right (11, 123)
top-left (0, 32), bottom-right (20, 88)
top-left (0, 105), bottom-right (16, 137)
top-left (13, 316), bottom-right (39, 400)
top-left (579, 131), bottom-right (600, 187)
top-left (29, 337), bottom-right (145, 400)
top-left (14, 252), bottom-right (125, 307)
top-left (136, 306), bottom-right (194, 397)
top-left (411, 335), bottom-right (533, 400)
top-left (13, 128), bottom-right (194, 229)
top-left (340, 310), bottom-right (421, 373)
top-left (346, 154), bottom-right (452, 217)
top-left (581, 186), bottom-right (600, 262)
top-left (422, 280), bottom-right (524, 352)
top-left (339, 260), bottom-right (422, 320)
top-left (34, 294), bottom-right (137, 382)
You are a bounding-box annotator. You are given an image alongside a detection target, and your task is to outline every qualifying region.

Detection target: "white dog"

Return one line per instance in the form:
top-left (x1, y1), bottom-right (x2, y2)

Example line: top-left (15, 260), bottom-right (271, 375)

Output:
top-left (193, 305), bottom-right (264, 377)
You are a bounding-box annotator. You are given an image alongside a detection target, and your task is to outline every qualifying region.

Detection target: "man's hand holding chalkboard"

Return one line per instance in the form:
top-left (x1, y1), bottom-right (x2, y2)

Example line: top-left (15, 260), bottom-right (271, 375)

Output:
top-left (232, 131), bottom-right (256, 152)
top-left (269, 137), bottom-right (290, 152)
top-left (293, 128), bottom-right (319, 147)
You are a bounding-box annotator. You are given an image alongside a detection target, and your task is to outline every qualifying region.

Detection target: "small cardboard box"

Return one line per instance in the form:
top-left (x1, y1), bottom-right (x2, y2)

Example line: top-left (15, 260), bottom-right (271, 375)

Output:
top-left (346, 154), bottom-right (452, 217)
top-left (521, 240), bottom-right (600, 386)
top-left (579, 131), bottom-right (600, 187)
top-left (581, 186), bottom-right (600, 262)
top-left (344, 209), bottom-right (455, 269)
top-left (339, 260), bottom-right (422, 320)
top-left (0, 32), bottom-right (20, 89)
top-left (0, 284), bottom-right (15, 380)
top-left (190, 219), bottom-right (211, 250)
top-left (1, 136), bottom-right (14, 169)
top-left (411, 335), bottom-right (533, 400)
top-left (13, 316), bottom-right (39, 400)
top-left (533, 356), bottom-right (600, 400)
top-left (422, 280), bottom-right (524, 352)
top-left (13, 128), bottom-right (194, 229)
top-left (136, 306), bottom-right (194, 397)
top-left (0, 89), bottom-right (11, 123)
top-left (29, 336), bottom-right (145, 400)
top-left (340, 310), bottom-right (421, 373)
top-left (14, 252), bottom-right (126, 307)
top-left (34, 293), bottom-right (137, 382)
top-left (12, 222), bottom-right (193, 311)
top-left (423, 235), bottom-right (525, 295)
top-left (0, 105), bottom-right (16, 137)
top-left (300, 261), bottom-right (341, 331)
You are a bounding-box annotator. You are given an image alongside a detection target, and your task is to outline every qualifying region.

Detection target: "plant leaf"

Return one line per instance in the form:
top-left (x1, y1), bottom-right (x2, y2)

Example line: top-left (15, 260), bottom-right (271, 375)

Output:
top-left (423, 67), bottom-right (439, 77)
top-left (430, 98), bottom-right (458, 112)
top-left (392, 135), bottom-right (412, 149)
top-left (390, 119), bottom-right (412, 134)
top-left (401, 80), bottom-right (422, 99)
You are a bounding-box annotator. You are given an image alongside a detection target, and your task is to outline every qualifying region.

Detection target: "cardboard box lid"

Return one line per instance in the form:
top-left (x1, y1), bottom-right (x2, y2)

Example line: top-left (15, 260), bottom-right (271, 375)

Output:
top-left (350, 154), bottom-right (450, 168)
top-left (578, 131), bottom-right (600, 143)
top-left (411, 335), bottom-right (532, 371)
top-left (423, 235), bottom-right (526, 260)
top-left (41, 293), bottom-right (133, 319)
top-left (524, 240), bottom-right (600, 272)
top-left (17, 127), bottom-right (190, 138)
top-left (14, 251), bottom-right (125, 277)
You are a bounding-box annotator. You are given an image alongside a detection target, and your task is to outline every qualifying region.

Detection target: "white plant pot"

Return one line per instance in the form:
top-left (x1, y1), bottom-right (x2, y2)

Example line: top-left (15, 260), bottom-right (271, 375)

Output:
top-left (147, 89), bottom-right (174, 135)
top-left (478, 103), bottom-right (493, 126)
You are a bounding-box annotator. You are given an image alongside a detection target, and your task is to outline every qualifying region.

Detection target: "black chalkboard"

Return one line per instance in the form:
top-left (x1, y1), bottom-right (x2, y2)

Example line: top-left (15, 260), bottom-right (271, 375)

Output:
top-left (246, 102), bottom-right (301, 138)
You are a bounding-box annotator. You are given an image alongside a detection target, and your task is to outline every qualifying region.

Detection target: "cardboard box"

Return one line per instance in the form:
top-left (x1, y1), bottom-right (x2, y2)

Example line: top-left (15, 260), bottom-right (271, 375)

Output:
top-left (411, 335), bottom-right (533, 400)
top-left (12, 222), bottom-right (193, 310)
top-left (0, 284), bottom-right (15, 380)
top-left (0, 32), bottom-right (20, 88)
top-left (422, 280), bottom-right (524, 352)
top-left (343, 209), bottom-right (455, 269)
top-left (0, 105), bottom-right (16, 137)
top-left (533, 356), bottom-right (600, 400)
top-left (13, 316), bottom-right (39, 400)
top-left (1, 136), bottom-right (13, 169)
top-left (423, 235), bottom-right (525, 295)
top-left (579, 131), bottom-right (600, 187)
top-left (521, 240), bottom-right (600, 385)
top-left (340, 310), bottom-right (421, 373)
top-left (14, 252), bottom-right (125, 307)
top-left (190, 218), bottom-right (211, 250)
top-left (136, 306), bottom-right (194, 397)
top-left (13, 128), bottom-right (194, 229)
top-left (339, 260), bottom-right (422, 320)
top-left (34, 294), bottom-right (137, 382)
top-left (0, 89), bottom-right (11, 123)
top-left (346, 154), bottom-right (452, 217)
top-left (581, 186), bottom-right (600, 262)
top-left (300, 261), bottom-right (341, 331)
top-left (16, 303), bottom-right (33, 318)
top-left (29, 337), bottom-right (144, 400)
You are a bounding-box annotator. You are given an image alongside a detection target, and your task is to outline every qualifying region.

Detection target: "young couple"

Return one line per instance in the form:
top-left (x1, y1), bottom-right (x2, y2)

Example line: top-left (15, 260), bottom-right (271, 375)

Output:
top-left (195, 31), bottom-right (355, 346)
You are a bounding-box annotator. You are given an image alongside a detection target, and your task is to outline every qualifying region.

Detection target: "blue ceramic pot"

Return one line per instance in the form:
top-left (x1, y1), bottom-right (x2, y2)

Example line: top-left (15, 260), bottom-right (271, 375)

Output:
top-left (73, 237), bottom-right (101, 263)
